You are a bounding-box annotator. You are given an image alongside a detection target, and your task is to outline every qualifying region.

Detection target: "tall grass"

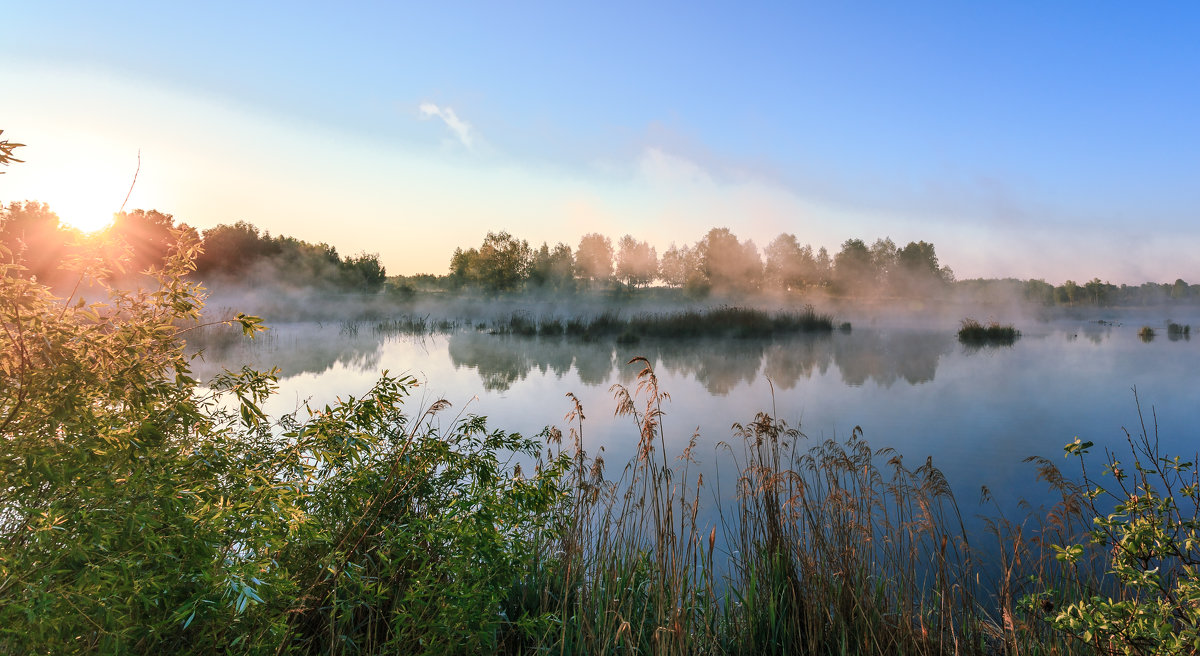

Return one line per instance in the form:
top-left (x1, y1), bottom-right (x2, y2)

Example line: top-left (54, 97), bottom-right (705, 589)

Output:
top-left (958, 318), bottom-right (1020, 347)
top-left (505, 360), bottom-right (1107, 655)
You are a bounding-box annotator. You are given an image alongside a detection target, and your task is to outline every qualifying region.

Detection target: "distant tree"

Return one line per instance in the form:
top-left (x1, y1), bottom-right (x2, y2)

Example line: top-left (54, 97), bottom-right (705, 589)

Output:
top-left (659, 243), bottom-right (699, 288)
top-left (1082, 278), bottom-right (1111, 306)
top-left (195, 221), bottom-right (387, 291)
top-left (1057, 280), bottom-right (1081, 305)
top-left (109, 209), bottom-right (197, 274)
top-left (471, 231), bottom-right (531, 293)
top-left (194, 222), bottom-right (271, 276)
top-left (449, 247), bottom-right (478, 289)
top-left (528, 242), bottom-right (575, 290)
top-left (697, 227), bottom-right (762, 292)
top-left (0, 201), bottom-right (71, 284)
top-left (764, 233), bottom-right (818, 291)
top-left (575, 233), bottom-right (614, 285)
top-left (1024, 279), bottom-right (1055, 305)
top-left (896, 241), bottom-right (940, 277)
top-left (615, 235), bottom-right (657, 288)
top-left (832, 238), bottom-right (874, 293)
top-left (1171, 278), bottom-right (1190, 300)
top-left (814, 246), bottom-right (832, 285)
top-left (893, 240), bottom-right (949, 295)
top-left (340, 252), bottom-right (387, 291)
top-left (869, 238), bottom-right (898, 288)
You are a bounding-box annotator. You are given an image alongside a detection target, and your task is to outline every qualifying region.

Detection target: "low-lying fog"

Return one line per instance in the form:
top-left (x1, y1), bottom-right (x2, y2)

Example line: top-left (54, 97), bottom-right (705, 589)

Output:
top-left (188, 290), bottom-right (1200, 534)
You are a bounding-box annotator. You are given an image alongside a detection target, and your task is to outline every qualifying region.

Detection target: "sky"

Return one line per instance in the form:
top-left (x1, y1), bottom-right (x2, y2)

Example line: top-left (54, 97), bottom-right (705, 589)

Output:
top-left (2, 2), bottom-right (1198, 283)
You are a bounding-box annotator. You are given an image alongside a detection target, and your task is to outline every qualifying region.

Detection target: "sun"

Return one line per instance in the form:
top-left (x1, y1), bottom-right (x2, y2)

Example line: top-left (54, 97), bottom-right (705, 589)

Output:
top-left (48, 185), bottom-right (124, 234)
top-left (56, 204), bottom-right (117, 234)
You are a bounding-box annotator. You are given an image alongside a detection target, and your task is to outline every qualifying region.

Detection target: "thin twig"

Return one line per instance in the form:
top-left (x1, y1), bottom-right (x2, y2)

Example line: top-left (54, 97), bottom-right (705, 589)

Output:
top-left (120, 149), bottom-right (141, 214)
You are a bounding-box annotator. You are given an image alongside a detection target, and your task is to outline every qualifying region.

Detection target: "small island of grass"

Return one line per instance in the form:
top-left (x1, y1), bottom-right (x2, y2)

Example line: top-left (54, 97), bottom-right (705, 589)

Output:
top-left (957, 318), bottom-right (1020, 346)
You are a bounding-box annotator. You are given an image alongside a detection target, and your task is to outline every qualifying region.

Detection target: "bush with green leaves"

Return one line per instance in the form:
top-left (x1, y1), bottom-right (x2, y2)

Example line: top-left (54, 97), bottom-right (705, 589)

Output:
top-left (0, 232), bottom-right (568, 654)
top-left (1025, 400), bottom-right (1200, 655)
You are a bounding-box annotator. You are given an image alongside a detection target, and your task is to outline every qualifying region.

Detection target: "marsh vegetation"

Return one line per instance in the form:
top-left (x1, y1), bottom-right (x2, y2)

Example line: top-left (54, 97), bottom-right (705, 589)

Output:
top-left (957, 318), bottom-right (1021, 347)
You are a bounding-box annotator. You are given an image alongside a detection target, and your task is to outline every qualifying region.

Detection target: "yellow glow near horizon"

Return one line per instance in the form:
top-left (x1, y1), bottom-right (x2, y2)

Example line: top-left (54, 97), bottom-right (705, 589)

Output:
top-left (26, 161), bottom-right (129, 234)
top-left (55, 203), bottom-right (117, 234)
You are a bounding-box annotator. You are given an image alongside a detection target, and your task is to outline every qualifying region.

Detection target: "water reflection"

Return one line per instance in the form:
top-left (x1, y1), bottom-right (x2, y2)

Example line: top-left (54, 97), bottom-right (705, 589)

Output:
top-left (445, 332), bottom-right (614, 391)
top-left (186, 323), bottom-right (1068, 394)
top-left (834, 331), bottom-right (951, 387)
top-left (186, 323), bottom-right (385, 381)
top-left (446, 328), bottom-right (952, 393)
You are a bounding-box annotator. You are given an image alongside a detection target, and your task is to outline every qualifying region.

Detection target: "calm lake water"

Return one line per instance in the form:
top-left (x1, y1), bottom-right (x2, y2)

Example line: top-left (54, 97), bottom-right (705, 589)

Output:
top-left (190, 308), bottom-right (1200, 533)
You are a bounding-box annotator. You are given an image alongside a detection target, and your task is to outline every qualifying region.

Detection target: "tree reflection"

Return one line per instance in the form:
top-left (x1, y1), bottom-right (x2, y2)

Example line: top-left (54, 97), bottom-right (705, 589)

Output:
top-left (447, 332), bottom-right (615, 392)
top-left (186, 322), bottom-right (384, 381)
top-left (762, 337), bottom-right (835, 389)
top-left (834, 330), bottom-right (951, 387)
top-left (192, 324), bottom-right (956, 395)
top-left (444, 329), bottom-right (950, 394)
top-left (652, 339), bottom-right (767, 396)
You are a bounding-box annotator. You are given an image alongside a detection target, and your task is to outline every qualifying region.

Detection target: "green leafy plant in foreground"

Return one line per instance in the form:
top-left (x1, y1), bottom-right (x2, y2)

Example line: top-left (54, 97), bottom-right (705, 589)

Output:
top-left (0, 233), bottom-right (568, 654)
top-left (1025, 399), bottom-right (1200, 655)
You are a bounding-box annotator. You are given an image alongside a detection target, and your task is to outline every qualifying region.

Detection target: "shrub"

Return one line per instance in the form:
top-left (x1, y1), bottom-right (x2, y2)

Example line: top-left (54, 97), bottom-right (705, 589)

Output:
top-left (1027, 397), bottom-right (1200, 655)
top-left (0, 234), bottom-right (568, 654)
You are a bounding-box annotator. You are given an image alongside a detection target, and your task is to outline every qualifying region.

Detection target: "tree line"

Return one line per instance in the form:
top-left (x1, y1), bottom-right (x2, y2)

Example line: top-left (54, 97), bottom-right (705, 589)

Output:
top-left (3, 200), bottom-right (1195, 306)
top-left (428, 229), bottom-right (1200, 306)
top-left (442, 228), bottom-right (954, 297)
top-left (0, 201), bottom-right (387, 292)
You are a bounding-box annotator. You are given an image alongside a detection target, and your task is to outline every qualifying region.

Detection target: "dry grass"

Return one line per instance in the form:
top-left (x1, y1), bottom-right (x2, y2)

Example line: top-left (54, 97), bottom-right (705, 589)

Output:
top-left (506, 358), bottom-right (1111, 655)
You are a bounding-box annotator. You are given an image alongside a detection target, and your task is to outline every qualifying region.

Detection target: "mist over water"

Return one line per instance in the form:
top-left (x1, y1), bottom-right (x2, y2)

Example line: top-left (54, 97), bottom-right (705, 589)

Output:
top-left (187, 303), bottom-right (1200, 535)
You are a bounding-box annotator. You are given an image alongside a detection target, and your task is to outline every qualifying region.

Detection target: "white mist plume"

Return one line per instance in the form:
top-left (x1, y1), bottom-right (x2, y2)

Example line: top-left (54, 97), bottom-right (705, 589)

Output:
top-left (419, 102), bottom-right (474, 149)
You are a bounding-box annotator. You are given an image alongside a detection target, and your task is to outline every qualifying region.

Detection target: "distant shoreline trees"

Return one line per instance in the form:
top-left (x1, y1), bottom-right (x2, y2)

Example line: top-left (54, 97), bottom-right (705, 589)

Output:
top-left (0, 202), bottom-right (387, 292)
top-left (2, 199), bottom-right (1196, 306)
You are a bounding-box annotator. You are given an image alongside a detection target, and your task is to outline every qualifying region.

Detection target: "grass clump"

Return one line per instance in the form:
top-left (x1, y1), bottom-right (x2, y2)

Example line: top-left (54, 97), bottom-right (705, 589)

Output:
top-left (1138, 325), bottom-right (1156, 342)
top-left (1167, 322), bottom-right (1190, 341)
top-left (491, 305), bottom-right (838, 342)
top-left (958, 318), bottom-right (1020, 346)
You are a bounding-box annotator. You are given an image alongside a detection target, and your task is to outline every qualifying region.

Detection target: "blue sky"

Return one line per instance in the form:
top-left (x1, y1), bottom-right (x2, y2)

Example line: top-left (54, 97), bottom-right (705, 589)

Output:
top-left (2, 2), bottom-right (1197, 281)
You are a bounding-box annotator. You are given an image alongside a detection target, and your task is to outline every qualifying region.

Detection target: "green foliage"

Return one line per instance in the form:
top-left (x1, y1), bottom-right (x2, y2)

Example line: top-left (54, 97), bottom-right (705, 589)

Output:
top-left (195, 221), bottom-right (387, 292)
top-left (449, 231), bottom-right (533, 293)
top-left (0, 232), bottom-right (565, 654)
top-left (1029, 405), bottom-right (1200, 655)
top-left (574, 232), bottom-right (614, 285)
top-left (526, 241), bottom-right (575, 290)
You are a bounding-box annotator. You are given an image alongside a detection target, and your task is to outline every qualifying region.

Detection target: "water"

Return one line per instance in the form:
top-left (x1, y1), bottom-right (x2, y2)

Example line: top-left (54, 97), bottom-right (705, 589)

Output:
top-left (188, 313), bottom-right (1200, 528)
